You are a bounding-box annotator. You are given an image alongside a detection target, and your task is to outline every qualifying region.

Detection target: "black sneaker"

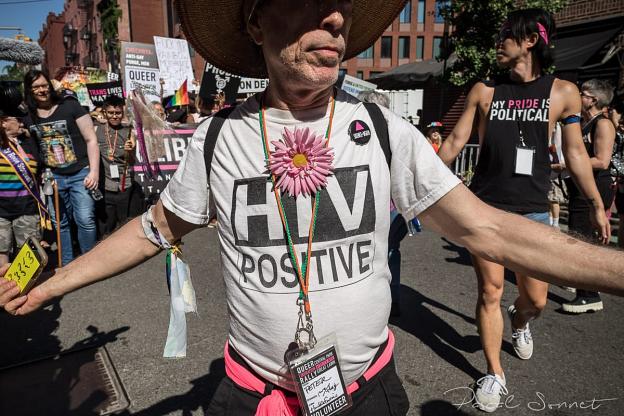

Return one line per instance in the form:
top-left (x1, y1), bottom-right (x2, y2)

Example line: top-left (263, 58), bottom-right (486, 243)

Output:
top-left (562, 295), bottom-right (603, 314)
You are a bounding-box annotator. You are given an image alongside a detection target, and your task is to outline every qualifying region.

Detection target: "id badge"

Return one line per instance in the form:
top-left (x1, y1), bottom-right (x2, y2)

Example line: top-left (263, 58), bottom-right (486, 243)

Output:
top-left (514, 146), bottom-right (535, 176)
top-left (286, 334), bottom-right (352, 416)
top-left (110, 164), bottom-right (120, 179)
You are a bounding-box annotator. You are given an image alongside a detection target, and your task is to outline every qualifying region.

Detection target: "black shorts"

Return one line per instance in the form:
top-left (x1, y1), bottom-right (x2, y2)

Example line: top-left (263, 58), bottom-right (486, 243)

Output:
top-left (206, 354), bottom-right (410, 416)
top-left (615, 189), bottom-right (624, 215)
top-left (566, 176), bottom-right (614, 237)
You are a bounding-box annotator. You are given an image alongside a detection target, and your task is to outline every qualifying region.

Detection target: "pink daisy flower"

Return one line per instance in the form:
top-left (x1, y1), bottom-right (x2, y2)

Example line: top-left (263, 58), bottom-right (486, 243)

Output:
top-left (268, 127), bottom-right (334, 198)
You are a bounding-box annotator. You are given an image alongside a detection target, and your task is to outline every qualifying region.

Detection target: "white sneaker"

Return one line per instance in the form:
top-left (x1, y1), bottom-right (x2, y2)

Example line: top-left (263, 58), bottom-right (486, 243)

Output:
top-left (475, 373), bottom-right (507, 412)
top-left (507, 305), bottom-right (533, 360)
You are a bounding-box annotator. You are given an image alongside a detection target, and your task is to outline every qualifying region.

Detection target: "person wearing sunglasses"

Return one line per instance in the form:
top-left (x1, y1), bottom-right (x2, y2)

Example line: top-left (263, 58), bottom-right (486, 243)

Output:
top-left (562, 79), bottom-right (616, 314)
top-left (438, 8), bottom-right (609, 412)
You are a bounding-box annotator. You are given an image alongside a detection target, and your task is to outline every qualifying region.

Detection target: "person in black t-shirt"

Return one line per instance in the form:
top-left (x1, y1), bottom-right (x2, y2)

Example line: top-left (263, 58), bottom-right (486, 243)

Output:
top-left (23, 70), bottom-right (100, 266)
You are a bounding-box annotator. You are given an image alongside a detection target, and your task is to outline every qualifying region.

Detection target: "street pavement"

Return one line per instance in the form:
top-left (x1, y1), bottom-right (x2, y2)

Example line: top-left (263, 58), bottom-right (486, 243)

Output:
top-left (2, 226), bottom-right (624, 415)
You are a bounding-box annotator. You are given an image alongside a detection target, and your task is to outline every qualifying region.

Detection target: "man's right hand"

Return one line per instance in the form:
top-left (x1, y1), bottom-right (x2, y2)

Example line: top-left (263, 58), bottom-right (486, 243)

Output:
top-left (1, 266), bottom-right (51, 315)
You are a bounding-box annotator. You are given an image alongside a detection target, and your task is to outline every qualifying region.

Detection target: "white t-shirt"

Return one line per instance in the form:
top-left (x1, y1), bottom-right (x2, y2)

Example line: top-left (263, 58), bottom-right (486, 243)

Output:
top-left (161, 89), bottom-right (461, 389)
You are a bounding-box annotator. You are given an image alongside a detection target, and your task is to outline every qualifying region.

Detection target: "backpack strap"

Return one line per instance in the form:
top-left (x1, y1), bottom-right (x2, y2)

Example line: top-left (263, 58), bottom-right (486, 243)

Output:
top-left (203, 107), bottom-right (236, 184)
top-left (363, 102), bottom-right (391, 168)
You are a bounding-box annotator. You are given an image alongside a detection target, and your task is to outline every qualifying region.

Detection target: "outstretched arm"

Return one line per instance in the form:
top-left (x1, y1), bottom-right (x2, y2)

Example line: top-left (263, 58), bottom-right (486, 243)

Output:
top-left (1, 201), bottom-right (201, 315)
top-left (437, 83), bottom-right (484, 165)
top-left (419, 184), bottom-right (624, 296)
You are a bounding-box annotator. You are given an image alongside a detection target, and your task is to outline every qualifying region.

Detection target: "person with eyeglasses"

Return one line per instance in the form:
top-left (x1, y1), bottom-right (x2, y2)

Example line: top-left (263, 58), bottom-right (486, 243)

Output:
top-left (561, 79), bottom-right (617, 314)
top-left (22, 70), bottom-right (100, 266)
top-left (93, 95), bottom-right (139, 236)
top-left (0, 85), bottom-right (44, 268)
top-left (438, 9), bottom-right (609, 412)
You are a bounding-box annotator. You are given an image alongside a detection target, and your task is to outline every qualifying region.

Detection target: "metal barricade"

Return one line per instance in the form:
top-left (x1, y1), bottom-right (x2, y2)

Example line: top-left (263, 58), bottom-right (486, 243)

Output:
top-left (452, 144), bottom-right (480, 185)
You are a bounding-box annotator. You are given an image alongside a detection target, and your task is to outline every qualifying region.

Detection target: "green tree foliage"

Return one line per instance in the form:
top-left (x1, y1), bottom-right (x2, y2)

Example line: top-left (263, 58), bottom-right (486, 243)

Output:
top-left (98, 0), bottom-right (122, 51)
top-left (0, 63), bottom-right (27, 82)
top-left (440, 0), bottom-right (568, 86)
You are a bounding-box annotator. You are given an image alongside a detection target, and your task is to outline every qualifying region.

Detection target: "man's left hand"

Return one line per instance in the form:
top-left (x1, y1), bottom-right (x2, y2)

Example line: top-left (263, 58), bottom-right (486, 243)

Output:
top-left (84, 171), bottom-right (99, 190)
top-left (590, 207), bottom-right (611, 244)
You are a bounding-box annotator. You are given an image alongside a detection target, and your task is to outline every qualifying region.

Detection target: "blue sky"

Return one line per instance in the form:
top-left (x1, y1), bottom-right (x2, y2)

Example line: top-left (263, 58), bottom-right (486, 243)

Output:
top-left (0, 0), bottom-right (64, 72)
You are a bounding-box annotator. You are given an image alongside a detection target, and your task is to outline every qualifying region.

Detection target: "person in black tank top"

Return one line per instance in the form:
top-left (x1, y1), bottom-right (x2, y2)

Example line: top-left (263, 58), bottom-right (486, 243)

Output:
top-left (438, 9), bottom-right (610, 412)
top-left (562, 79), bottom-right (616, 314)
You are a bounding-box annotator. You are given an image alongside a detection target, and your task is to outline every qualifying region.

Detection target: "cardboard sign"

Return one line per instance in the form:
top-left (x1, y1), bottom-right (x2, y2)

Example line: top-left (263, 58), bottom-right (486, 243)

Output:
top-left (199, 62), bottom-right (269, 103)
top-left (86, 81), bottom-right (124, 106)
top-left (153, 36), bottom-right (196, 96)
top-left (120, 42), bottom-right (161, 103)
top-left (199, 62), bottom-right (241, 104)
top-left (55, 67), bottom-right (112, 108)
top-left (132, 126), bottom-right (195, 200)
top-left (341, 75), bottom-right (376, 97)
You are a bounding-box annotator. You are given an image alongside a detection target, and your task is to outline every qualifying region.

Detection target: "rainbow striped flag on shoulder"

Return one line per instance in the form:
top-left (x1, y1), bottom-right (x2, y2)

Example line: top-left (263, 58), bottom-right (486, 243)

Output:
top-left (165, 80), bottom-right (190, 108)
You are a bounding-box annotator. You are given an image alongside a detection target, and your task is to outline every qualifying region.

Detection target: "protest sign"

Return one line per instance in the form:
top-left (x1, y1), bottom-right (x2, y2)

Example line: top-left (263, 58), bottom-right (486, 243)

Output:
top-left (199, 62), bottom-right (268, 104)
top-left (153, 36), bottom-right (196, 97)
top-left (341, 74), bottom-right (377, 97)
top-left (199, 62), bottom-right (240, 104)
top-left (120, 42), bottom-right (161, 103)
top-left (238, 78), bottom-right (269, 94)
top-left (86, 81), bottom-right (124, 106)
top-left (132, 126), bottom-right (194, 200)
top-left (55, 67), bottom-right (112, 108)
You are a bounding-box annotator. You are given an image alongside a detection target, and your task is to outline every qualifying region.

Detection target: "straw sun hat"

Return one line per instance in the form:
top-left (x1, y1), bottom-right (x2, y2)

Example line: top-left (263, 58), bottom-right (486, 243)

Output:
top-left (176, 0), bottom-right (409, 78)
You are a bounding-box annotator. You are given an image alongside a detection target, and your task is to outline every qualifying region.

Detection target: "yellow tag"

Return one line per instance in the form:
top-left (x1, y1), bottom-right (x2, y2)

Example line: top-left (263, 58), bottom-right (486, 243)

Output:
top-left (4, 243), bottom-right (41, 292)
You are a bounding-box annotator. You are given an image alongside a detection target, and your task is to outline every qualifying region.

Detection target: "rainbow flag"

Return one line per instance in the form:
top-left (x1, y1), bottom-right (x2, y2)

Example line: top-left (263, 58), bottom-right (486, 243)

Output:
top-left (166, 80), bottom-right (190, 108)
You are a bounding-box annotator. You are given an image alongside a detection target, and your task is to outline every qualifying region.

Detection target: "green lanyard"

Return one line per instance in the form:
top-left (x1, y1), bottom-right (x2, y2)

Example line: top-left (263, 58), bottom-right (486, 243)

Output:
top-left (258, 94), bottom-right (336, 316)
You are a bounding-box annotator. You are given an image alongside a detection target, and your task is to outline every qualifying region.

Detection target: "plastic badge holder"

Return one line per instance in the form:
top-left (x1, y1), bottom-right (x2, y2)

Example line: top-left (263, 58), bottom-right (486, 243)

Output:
top-left (286, 333), bottom-right (352, 416)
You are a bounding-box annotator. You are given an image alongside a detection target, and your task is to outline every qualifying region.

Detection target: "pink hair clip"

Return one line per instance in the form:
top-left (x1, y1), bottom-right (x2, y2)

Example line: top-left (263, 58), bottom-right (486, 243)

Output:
top-left (537, 23), bottom-right (549, 44)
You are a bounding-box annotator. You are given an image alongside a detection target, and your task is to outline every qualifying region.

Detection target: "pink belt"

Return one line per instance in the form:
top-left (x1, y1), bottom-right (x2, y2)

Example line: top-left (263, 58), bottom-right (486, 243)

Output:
top-left (224, 329), bottom-right (396, 416)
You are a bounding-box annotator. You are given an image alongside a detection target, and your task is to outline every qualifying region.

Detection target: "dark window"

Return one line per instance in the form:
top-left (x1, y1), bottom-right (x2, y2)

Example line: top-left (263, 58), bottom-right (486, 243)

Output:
top-left (356, 71), bottom-right (364, 79)
top-left (416, 37), bottom-right (424, 59)
top-left (357, 46), bottom-right (373, 59)
top-left (435, 0), bottom-right (450, 24)
top-left (381, 36), bottom-right (392, 59)
top-left (398, 37), bottom-right (410, 59)
top-left (369, 71), bottom-right (383, 78)
top-left (433, 36), bottom-right (443, 58)
top-left (399, 0), bottom-right (411, 23)
top-left (417, 0), bottom-right (425, 23)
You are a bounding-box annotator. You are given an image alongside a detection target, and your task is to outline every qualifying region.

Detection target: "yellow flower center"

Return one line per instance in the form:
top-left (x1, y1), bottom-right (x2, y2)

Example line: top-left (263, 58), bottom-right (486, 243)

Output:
top-left (292, 153), bottom-right (308, 168)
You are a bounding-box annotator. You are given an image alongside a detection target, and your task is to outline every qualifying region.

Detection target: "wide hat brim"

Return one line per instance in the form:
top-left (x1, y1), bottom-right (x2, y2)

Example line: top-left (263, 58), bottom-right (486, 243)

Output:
top-left (176, 0), bottom-right (408, 78)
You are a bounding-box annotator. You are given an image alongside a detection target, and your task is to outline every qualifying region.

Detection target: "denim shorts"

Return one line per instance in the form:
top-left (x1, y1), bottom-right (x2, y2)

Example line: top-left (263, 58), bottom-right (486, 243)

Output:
top-left (523, 211), bottom-right (550, 226)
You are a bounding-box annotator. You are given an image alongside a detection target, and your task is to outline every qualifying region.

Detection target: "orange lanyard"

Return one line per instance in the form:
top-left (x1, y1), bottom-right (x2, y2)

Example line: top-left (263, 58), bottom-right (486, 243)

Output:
top-left (258, 94), bottom-right (336, 316)
top-left (105, 126), bottom-right (119, 161)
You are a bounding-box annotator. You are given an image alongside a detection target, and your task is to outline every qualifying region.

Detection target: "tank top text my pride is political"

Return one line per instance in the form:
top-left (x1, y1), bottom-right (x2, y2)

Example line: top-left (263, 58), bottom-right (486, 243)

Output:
top-left (470, 74), bottom-right (555, 213)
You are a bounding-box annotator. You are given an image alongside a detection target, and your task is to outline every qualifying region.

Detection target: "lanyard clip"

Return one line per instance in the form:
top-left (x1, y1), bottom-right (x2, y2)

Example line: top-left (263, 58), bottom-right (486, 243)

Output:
top-left (295, 298), bottom-right (316, 349)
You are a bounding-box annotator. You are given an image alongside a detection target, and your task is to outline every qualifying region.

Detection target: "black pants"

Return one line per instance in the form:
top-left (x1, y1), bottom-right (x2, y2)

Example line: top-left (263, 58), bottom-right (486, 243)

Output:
top-left (97, 184), bottom-right (143, 236)
top-left (206, 356), bottom-right (409, 415)
top-left (565, 175), bottom-right (614, 298)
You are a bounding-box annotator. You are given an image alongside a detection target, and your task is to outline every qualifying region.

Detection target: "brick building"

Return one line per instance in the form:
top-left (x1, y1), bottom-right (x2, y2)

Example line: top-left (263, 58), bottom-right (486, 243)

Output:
top-left (340, 0), bottom-right (449, 80)
top-left (39, 12), bottom-right (66, 75)
top-left (38, 0), bottom-right (205, 78)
